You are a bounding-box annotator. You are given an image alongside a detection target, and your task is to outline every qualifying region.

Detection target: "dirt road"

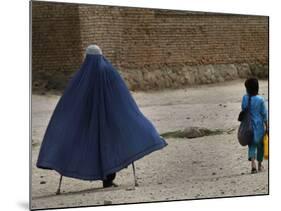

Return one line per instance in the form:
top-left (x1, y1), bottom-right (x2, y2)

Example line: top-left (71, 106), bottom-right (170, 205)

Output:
top-left (31, 80), bottom-right (268, 209)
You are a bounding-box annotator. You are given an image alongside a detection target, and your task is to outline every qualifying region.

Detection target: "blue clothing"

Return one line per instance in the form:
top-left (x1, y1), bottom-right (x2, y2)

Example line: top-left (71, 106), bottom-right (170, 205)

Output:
top-left (36, 54), bottom-right (167, 181)
top-left (248, 141), bottom-right (264, 162)
top-left (241, 94), bottom-right (268, 160)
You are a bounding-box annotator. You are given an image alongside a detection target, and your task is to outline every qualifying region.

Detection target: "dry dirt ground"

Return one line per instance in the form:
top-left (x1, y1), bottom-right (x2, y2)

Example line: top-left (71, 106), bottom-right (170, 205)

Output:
top-left (31, 80), bottom-right (269, 210)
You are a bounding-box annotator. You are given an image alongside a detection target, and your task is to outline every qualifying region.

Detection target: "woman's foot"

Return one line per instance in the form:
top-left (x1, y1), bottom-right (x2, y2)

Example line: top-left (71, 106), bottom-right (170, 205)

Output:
top-left (103, 173), bottom-right (117, 188)
top-left (103, 181), bottom-right (118, 188)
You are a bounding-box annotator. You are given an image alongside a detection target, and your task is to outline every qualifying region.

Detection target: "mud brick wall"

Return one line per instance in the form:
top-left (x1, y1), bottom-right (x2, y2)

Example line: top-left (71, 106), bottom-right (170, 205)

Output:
top-left (32, 2), bottom-right (82, 90)
top-left (78, 5), bottom-right (123, 67)
top-left (115, 9), bottom-right (268, 90)
top-left (120, 10), bottom-right (268, 67)
top-left (32, 1), bottom-right (268, 92)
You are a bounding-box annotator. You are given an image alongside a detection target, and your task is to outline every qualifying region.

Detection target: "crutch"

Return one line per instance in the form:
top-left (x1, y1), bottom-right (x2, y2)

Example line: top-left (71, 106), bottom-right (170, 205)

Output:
top-left (132, 162), bottom-right (139, 187)
top-left (56, 175), bottom-right (63, 195)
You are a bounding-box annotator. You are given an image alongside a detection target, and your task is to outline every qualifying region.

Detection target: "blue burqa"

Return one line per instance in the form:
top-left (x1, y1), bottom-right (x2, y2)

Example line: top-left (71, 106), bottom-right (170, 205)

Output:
top-left (36, 54), bottom-right (167, 181)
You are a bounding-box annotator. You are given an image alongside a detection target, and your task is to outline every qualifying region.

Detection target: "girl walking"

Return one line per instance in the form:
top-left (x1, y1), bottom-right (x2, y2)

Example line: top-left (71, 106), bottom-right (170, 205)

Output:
top-left (241, 78), bottom-right (268, 173)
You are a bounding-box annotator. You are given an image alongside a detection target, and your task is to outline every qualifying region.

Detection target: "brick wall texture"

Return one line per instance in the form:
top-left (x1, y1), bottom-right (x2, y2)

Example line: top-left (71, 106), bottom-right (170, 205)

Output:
top-left (32, 1), bottom-right (269, 92)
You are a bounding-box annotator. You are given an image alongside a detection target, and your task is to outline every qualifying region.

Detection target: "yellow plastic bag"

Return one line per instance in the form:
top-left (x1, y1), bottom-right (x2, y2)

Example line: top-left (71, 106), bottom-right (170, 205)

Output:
top-left (263, 133), bottom-right (269, 160)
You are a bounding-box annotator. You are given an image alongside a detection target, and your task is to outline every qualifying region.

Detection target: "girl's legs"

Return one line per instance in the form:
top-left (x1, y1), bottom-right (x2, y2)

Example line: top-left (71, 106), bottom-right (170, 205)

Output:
top-left (258, 161), bottom-right (264, 171)
top-left (248, 144), bottom-right (257, 173)
top-left (248, 138), bottom-right (264, 173)
top-left (257, 141), bottom-right (264, 171)
top-left (251, 158), bottom-right (257, 173)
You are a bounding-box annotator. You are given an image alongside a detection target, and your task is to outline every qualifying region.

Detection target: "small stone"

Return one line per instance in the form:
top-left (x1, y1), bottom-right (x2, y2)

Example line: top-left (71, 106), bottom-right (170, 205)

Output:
top-left (40, 176), bottom-right (44, 178)
top-left (125, 187), bottom-right (135, 191)
top-left (221, 191), bottom-right (225, 195)
top-left (212, 172), bottom-right (216, 175)
top-left (104, 200), bottom-right (112, 205)
top-left (223, 105), bottom-right (227, 107)
top-left (40, 181), bottom-right (46, 184)
top-left (186, 117), bottom-right (191, 119)
top-left (157, 181), bottom-right (163, 185)
top-left (241, 172), bottom-right (245, 175)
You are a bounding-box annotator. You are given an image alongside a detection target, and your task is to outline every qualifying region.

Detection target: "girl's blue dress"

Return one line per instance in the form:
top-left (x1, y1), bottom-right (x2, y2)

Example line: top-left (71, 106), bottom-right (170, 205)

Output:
top-left (241, 94), bottom-right (268, 160)
top-left (36, 54), bottom-right (167, 180)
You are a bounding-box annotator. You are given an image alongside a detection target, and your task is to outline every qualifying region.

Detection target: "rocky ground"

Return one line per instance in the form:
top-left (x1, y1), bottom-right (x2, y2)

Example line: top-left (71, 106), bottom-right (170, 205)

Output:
top-left (31, 79), bottom-right (268, 210)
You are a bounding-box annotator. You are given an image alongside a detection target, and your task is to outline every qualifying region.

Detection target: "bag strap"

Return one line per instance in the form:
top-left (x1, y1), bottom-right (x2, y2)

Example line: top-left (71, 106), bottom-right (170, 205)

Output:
top-left (247, 95), bottom-right (252, 111)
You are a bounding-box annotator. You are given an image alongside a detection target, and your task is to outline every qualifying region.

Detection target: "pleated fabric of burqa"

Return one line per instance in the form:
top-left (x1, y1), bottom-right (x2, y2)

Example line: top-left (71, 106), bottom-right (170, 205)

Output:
top-left (36, 53), bottom-right (167, 181)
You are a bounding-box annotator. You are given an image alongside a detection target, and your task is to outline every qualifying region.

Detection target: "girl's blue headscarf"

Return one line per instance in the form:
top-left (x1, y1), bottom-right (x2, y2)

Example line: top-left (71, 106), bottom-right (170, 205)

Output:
top-left (36, 48), bottom-right (167, 180)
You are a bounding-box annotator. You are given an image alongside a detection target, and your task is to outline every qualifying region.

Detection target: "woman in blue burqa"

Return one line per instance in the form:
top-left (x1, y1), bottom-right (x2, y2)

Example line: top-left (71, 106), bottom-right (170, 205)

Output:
top-left (36, 45), bottom-right (167, 194)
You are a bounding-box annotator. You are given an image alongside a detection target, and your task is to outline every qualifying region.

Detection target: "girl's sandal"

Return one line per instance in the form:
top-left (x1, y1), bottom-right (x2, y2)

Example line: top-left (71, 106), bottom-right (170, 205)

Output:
top-left (251, 168), bottom-right (258, 174)
top-left (258, 165), bottom-right (265, 172)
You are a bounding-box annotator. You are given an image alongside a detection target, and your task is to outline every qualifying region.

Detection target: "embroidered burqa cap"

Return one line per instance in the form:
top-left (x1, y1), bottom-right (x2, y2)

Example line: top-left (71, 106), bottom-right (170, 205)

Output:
top-left (36, 45), bottom-right (167, 180)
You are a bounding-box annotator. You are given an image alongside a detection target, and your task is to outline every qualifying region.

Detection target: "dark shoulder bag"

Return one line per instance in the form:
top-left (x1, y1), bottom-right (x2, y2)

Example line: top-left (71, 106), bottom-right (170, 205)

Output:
top-left (237, 96), bottom-right (253, 146)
